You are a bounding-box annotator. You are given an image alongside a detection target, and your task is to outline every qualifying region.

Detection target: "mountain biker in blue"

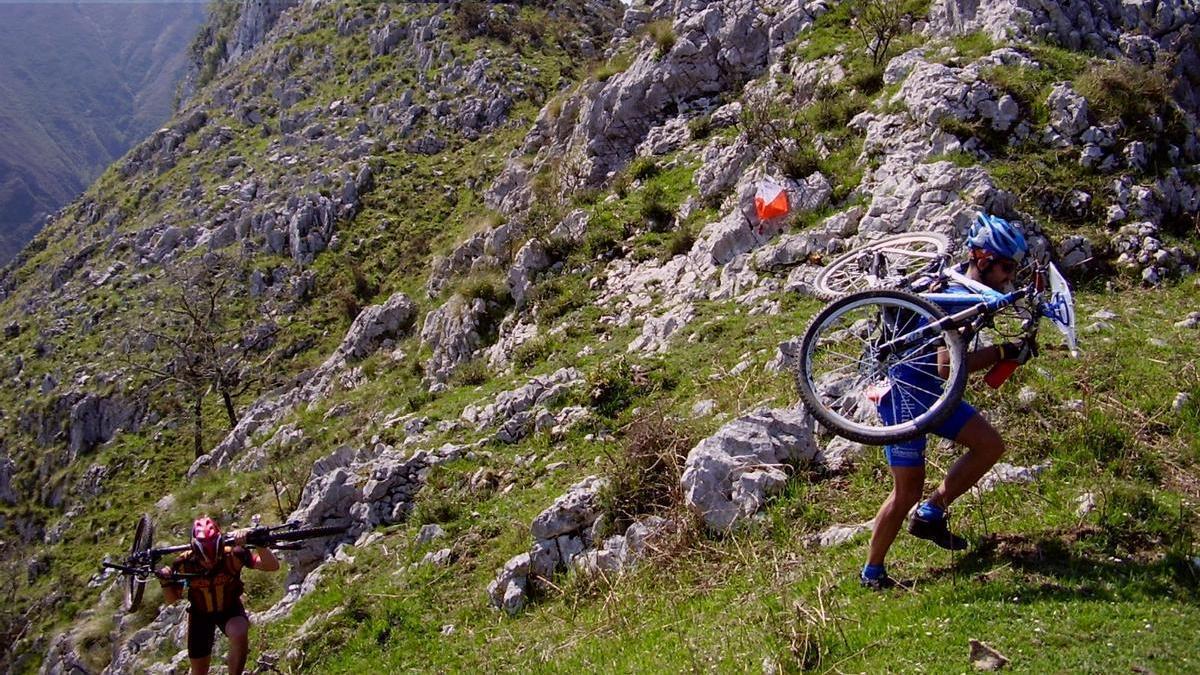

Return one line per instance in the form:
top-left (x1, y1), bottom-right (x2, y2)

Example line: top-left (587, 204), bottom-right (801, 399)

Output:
top-left (861, 214), bottom-right (1035, 589)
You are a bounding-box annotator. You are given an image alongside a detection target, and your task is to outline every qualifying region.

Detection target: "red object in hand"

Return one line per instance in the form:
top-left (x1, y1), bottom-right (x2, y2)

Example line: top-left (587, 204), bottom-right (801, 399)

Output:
top-left (984, 359), bottom-right (1020, 388)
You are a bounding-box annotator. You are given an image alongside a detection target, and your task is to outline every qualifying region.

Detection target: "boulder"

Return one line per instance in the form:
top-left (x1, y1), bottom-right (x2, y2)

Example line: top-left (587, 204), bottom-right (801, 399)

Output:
top-left (681, 407), bottom-right (820, 530)
top-left (338, 291), bottom-right (417, 361)
top-left (1045, 83), bottom-right (1090, 139)
top-left (507, 239), bottom-right (551, 308)
top-left (421, 295), bottom-right (490, 383)
top-left (530, 476), bottom-right (606, 540)
top-left (486, 553), bottom-right (530, 615)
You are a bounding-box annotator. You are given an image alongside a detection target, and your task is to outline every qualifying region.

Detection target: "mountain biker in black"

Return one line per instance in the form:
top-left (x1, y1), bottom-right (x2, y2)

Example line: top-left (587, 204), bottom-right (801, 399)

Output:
top-left (158, 516), bottom-right (279, 674)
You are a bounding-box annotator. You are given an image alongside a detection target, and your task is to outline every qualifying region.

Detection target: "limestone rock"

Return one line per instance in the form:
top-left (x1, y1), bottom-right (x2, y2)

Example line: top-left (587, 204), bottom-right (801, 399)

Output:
top-left (1046, 83), bottom-right (1090, 139)
top-left (681, 407), bottom-right (820, 530)
top-left (421, 295), bottom-right (491, 383)
top-left (530, 475), bottom-right (605, 541)
top-left (338, 291), bottom-right (417, 361)
top-left (507, 239), bottom-right (551, 308)
top-left (416, 524), bottom-right (446, 545)
top-left (0, 455), bottom-right (18, 505)
top-left (487, 553), bottom-right (530, 615)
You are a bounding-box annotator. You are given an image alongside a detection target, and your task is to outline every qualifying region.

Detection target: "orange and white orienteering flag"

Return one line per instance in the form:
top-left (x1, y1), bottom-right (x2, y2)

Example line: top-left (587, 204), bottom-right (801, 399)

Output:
top-left (754, 178), bottom-right (790, 222)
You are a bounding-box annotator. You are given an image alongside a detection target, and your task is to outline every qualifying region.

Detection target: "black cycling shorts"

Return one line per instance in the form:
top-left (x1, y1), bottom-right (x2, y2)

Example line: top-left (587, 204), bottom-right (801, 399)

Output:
top-left (186, 603), bottom-right (248, 659)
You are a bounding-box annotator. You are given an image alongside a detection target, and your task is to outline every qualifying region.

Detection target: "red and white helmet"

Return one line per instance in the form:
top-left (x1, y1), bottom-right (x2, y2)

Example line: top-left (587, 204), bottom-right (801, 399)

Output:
top-left (191, 516), bottom-right (222, 564)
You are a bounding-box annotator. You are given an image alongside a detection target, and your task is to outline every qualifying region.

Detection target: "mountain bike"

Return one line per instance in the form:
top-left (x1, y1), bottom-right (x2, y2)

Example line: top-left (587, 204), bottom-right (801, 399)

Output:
top-left (795, 233), bottom-right (1078, 445)
top-left (102, 514), bottom-right (347, 611)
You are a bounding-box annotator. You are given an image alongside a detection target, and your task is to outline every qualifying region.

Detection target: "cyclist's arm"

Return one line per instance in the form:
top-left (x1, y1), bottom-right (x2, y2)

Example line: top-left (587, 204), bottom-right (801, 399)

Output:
top-left (158, 564), bottom-right (183, 604)
top-left (938, 344), bottom-right (1007, 378)
top-left (253, 546), bottom-right (280, 572)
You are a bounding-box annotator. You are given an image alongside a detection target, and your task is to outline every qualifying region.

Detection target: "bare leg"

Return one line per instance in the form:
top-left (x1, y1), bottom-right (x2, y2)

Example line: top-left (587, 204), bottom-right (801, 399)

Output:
top-left (189, 657), bottom-right (210, 675)
top-left (866, 465), bottom-right (925, 566)
top-left (224, 615), bottom-right (251, 675)
top-left (927, 413), bottom-right (1005, 510)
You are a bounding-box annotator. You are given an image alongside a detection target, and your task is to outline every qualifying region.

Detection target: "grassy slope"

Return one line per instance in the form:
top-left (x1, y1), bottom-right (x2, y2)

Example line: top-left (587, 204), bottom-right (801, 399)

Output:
top-left (243, 278), bottom-right (1199, 673)
top-left (2, 2), bottom-right (1197, 672)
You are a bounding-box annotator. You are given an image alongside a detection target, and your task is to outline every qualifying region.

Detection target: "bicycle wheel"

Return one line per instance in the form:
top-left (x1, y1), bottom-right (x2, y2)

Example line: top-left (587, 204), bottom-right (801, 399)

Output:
top-left (795, 290), bottom-right (967, 444)
top-left (125, 514), bottom-right (154, 611)
top-left (811, 232), bottom-right (954, 300)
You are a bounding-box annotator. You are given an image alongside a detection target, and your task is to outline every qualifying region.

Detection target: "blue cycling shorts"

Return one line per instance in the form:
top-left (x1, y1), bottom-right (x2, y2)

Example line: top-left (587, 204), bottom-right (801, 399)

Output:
top-left (882, 400), bottom-right (977, 467)
top-left (875, 359), bottom-right (977, 468)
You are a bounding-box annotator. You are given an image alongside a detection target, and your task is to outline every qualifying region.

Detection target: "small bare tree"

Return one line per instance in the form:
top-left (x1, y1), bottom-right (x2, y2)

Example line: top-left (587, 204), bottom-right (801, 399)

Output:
top-left (852, 0), bottom-right (906, 68)
top-left (125, 254), bottom-right (275, 457)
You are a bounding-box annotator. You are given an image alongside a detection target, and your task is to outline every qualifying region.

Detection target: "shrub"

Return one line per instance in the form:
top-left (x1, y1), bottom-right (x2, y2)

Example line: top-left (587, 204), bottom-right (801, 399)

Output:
top-left (450, 358), bottom-right (490, 386)
top-left (594, 51), bottom-right (633, 81)
top-left (628, 156), bottom-right (661, 181)
top-left (687, 114), bottom-right (713, 141)
top-left (850, 0), bottom-right (905, 67)
top-left (587, 358), bottom-right (642, 418)
top-left (740, 91), bottom-right (820, 179)
top-left (457, 272), bottom-right (509, 305)
top-left (1076, 59), bottom-right (1180, 140)
top-left (529, 274), bottom-right (590, 325)
top-left (846, 66), bottom-right (884, 95)
top-left (645, 19), bottom-right (676, 58)
top-left (665, 227), bottom-right (696, 259)
top-left (511, 334), bottom-right (560, 369)
top-left (778, 141), bottom-right (821, 181)
top-left (639, 183), bottom-right (674, 231)
top-left (333, 287), bottom-right (362, 322)
top-left (595, 407), bottom-right (697, 534)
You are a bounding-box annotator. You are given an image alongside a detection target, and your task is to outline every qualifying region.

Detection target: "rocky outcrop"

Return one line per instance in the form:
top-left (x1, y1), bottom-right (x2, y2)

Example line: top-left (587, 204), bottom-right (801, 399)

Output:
top-left (67, 394), bottom-right (141, 461)
top-left (931, 0), bottom-right (1200, 117)
top-left (857, 159), bottom-right (1016, 241)
top-left (190, 292), bottom-right (416, 476)
top-left (227, 0), bottom-right (302, 63)
top-left (0, 454), bottom-right (15, 504)
top-left (495, 0), bottom-right (825, 204)
top-left (681, 407), bottom-right (821, 530)
top-left (487, 476), bottom-right (675, 615)
top-left (421, 295), bottom-right (491, 384)
top-left (263, 440), bottom-right (469, 618)
top-left (461, 367), bottom-right (585, 444)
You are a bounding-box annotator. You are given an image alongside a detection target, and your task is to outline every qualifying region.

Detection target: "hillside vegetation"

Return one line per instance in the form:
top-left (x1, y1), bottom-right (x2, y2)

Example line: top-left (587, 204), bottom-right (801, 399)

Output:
top-left (1, 1), bottom-right (1197, 673)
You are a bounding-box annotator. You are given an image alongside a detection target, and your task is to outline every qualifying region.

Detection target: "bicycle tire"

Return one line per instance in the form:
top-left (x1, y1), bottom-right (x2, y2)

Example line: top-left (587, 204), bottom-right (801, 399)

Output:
top-left (125, 513), bottom-right (154, 611)
top-left (794, 290), bottom-right (967, 444)
top-left (811, 232), bottom-right (955, 301)
top-left (261, 524), bottom-right (348, 544)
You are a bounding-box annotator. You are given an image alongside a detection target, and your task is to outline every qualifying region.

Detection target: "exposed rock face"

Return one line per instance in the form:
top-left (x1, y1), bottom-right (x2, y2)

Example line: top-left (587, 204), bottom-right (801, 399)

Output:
top-left (421, 295), bottom-right (491, 384)
top-left (493, 0), bottom-right (824, 205)
top-left (67, 394), bottom-right (141, 461)
top-left (190, 292), bottom-right (416, 475)
top-left (461, 367), bottom-right (584, 431)
top-left (228, 0), bottom-right (302, 62)
top-left (530, 475), bottom-right (605, 540)
top-left (0, 454), bottom-right (16, 504)
top-left (681, 407), bottom-right (820, 530)
top-left (507, 239), bottom-right (552, 308)
top-left (929, 0), bottom-right (1200, 112)
top-left (266, 441), bottom-right (468, 616)
top-left (487, 476), bottom-right (676, 615)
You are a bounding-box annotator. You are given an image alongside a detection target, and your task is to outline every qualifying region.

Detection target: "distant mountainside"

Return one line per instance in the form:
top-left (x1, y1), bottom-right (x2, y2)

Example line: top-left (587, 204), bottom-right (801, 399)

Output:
top-left (0, 1), bottom-right (205, 263)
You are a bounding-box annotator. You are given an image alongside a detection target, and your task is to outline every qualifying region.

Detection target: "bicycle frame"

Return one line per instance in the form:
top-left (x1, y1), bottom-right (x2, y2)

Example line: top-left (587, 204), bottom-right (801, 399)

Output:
top-left (876, 260), bottom-right (1076, 359)
top-left (876, 285), bottom-right (1031, 358)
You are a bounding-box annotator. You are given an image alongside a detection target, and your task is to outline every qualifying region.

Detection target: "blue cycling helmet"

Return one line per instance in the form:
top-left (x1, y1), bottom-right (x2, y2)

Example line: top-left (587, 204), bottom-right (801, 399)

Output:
top-left (967, 213), bottom-right (1027, 262)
